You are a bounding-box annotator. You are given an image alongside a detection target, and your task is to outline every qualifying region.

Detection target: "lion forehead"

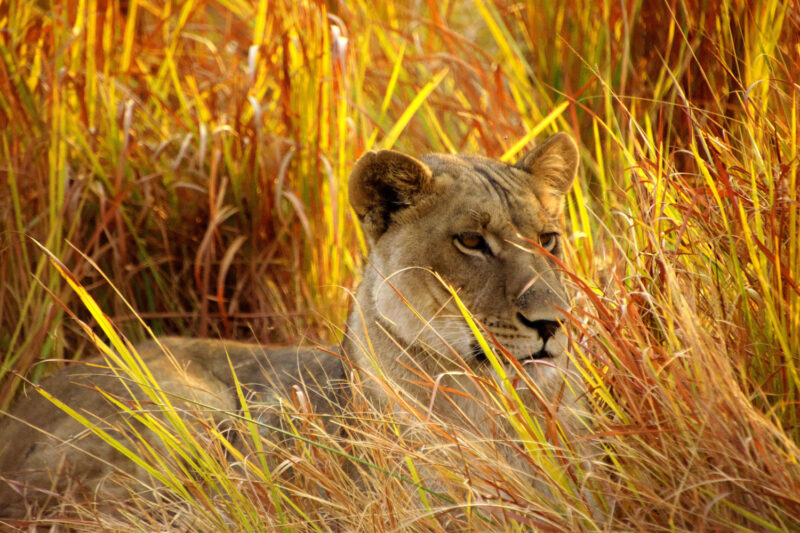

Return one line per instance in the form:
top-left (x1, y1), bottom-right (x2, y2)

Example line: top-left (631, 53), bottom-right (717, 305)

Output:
top-left (422, 153), bottom-right (529, 193)
top-left (412, 154), bottom-right (550, 235)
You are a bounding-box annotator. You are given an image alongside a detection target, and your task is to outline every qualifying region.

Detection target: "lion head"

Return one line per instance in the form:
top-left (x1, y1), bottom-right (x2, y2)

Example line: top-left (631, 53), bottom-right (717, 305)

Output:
top-left (346, 133), bottom-right (579, 410)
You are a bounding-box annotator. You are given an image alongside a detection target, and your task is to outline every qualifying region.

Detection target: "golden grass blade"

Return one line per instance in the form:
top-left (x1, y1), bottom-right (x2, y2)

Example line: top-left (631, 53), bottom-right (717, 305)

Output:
top-left (500, 100), bottom-right (570, 162)
top-left (381, 68), bottom-right (449, 150)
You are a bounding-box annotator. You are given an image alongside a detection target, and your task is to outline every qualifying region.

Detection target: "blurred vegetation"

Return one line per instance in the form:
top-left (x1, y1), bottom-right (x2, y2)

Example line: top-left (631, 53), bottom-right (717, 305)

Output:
top-left (1, 0), bottom-right (799, 530)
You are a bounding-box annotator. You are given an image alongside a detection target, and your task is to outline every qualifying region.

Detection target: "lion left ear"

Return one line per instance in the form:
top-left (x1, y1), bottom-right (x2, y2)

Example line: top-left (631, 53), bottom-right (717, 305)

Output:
top-left (514, 132), bottom-right (579, 214)
top-left (348, 149), bottom-right (433, 244)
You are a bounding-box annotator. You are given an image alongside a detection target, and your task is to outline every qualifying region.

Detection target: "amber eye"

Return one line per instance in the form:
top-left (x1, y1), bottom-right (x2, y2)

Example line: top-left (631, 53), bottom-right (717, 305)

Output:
top-left (540, 232), bottom-right (559, 251)
top-left (454, 232), bottom-right (491, 255)
top-left (458, 232), bottom-right (484, 248)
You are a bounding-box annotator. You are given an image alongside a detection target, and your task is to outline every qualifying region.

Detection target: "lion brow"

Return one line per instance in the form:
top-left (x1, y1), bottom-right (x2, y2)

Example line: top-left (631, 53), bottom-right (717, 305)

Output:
top-left (469, 210), bottom-right (491, 226)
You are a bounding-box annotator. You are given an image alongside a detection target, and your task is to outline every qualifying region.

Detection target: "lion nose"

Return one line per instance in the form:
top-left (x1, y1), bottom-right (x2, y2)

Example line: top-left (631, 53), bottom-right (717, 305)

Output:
top-left (516, 313), bottom-right (560, 343)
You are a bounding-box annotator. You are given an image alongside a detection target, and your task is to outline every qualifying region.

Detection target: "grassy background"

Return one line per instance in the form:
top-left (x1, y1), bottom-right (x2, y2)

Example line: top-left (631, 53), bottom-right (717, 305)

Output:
top-left (1, 0), bottom-right (799, 530)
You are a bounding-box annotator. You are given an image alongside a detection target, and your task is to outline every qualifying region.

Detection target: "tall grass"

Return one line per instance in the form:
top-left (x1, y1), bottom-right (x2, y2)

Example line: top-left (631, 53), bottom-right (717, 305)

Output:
top-left (1, 0), bottom-right (799, 530)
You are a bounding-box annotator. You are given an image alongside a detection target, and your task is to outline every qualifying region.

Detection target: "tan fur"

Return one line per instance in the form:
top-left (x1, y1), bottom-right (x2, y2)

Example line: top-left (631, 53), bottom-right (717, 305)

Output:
top-left (0, 133), bottom-right (580, 516)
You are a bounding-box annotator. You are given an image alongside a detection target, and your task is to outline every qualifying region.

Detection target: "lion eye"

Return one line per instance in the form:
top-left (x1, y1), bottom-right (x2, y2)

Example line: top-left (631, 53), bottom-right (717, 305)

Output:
top-left (458, 233), bottom-right (484, 249)
top-left (540, 232), bottom-right (559, 251)
top-left (454, 232), bottom-right (491, 256)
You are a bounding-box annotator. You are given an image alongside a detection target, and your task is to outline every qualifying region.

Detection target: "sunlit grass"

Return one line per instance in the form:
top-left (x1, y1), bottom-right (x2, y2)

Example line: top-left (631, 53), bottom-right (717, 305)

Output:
top-left (1, 0), bottom-right (799, 530)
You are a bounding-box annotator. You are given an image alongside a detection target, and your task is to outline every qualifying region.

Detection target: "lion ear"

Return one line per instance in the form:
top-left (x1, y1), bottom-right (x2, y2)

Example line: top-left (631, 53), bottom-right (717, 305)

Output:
top-left (514, 132), bottom-right (579, 214)
top-left (349, 149), bottom-right (433, 242)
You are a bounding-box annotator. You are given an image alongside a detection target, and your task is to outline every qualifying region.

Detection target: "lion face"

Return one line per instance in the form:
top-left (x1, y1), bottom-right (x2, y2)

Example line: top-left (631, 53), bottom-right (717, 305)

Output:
top-left (348, 133), bottom-right (578, 386)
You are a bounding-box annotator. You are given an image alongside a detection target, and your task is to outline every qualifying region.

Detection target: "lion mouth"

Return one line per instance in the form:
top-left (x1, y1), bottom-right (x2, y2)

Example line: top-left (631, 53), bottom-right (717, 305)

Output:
top-left (470, 343), bottom-right (488, 362)
top-left (470, 344), bottom-right (553, 364)
top-left (521, 348), bottom-right (553, 362)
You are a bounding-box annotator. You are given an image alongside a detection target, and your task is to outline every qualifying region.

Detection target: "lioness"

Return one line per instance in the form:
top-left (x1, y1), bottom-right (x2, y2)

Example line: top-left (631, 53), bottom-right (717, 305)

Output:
top-left (0, 132), bottom-right (580, 516)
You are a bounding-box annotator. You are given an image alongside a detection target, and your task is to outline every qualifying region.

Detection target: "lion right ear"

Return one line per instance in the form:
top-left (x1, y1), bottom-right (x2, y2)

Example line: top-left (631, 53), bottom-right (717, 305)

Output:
top-left (348, 150), bottom-right (433, 243)
top-left (514, 132), bottom-right (579, 215)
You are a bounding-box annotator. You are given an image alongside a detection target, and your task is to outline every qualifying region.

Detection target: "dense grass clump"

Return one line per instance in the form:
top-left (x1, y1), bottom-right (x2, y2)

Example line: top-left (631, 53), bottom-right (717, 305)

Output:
top-left (1, 0), bottom-right (799, 530)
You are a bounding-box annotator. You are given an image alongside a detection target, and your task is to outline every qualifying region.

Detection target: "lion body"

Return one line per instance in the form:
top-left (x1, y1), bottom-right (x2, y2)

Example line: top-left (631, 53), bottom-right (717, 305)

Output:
top-left (0, 133), bottom-right (581, 516)
top-left (0, 339), bottom-right (344, 515)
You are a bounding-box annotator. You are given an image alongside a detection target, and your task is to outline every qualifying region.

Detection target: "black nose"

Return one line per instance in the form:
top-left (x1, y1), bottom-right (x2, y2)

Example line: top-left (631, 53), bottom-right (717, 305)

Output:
top-left (516, 313), bottom-right (560, 343)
